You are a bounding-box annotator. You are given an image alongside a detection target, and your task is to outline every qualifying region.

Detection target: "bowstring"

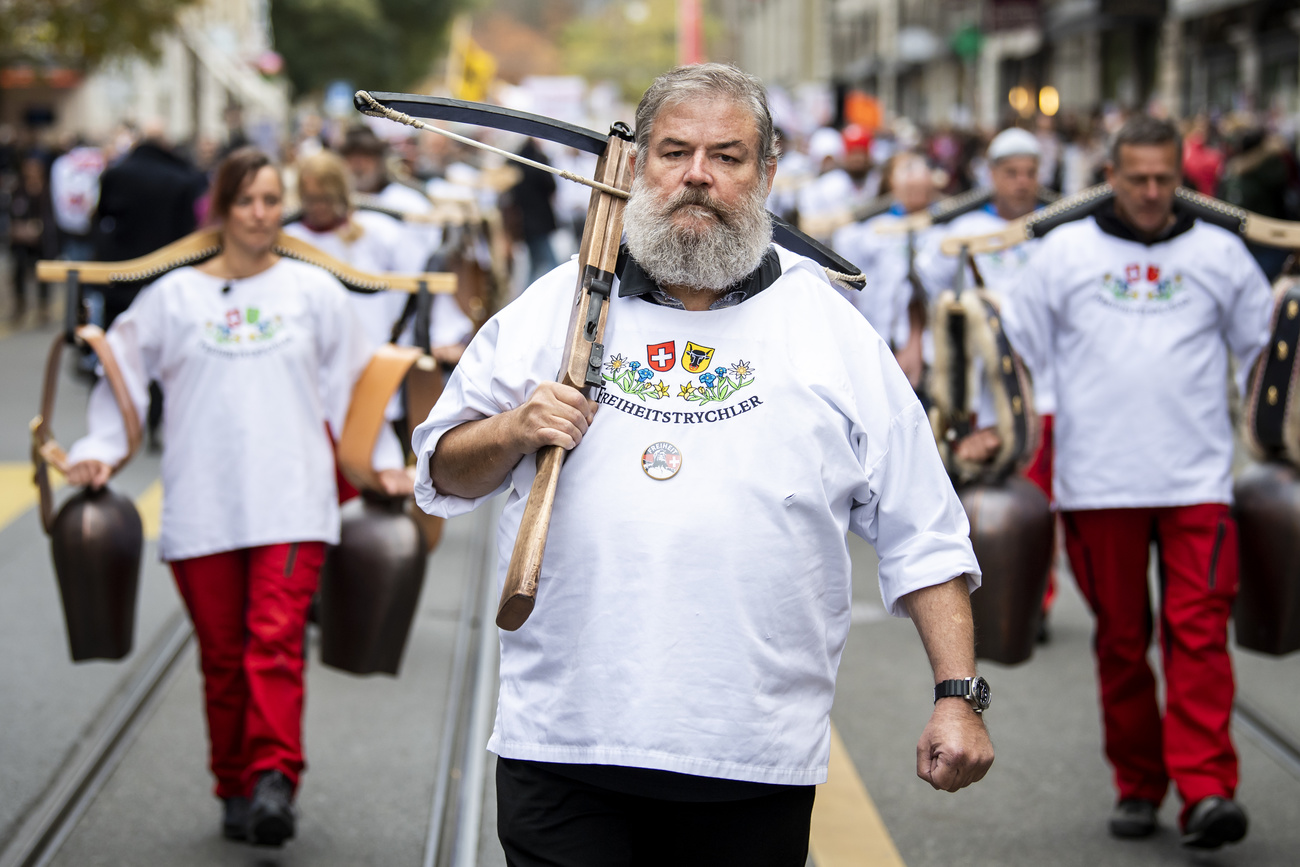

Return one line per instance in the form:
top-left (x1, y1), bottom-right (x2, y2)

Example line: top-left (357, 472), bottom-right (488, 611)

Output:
top-left (355, 91), bottom-right (629, 199)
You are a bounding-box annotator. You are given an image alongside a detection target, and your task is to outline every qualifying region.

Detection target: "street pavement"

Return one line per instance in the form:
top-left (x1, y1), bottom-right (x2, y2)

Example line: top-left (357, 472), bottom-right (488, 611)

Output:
top-left (1, 307), bottom-right (1298, 865)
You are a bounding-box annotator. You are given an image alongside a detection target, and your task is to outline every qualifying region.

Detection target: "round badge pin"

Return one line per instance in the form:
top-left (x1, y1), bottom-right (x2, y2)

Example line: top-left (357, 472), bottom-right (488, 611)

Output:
top-left (641, 442), bottom-right (682, 480)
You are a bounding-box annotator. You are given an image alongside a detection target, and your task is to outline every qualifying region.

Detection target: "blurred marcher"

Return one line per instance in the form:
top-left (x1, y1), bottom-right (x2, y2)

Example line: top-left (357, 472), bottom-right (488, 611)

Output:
top-left (504, 138), bottom-right (559, 285)
top-left (798, 125), bottom-right (879, 243)
top-left (341, 125), bottom-right (430, 215)
top-left (1003, 116), bottom-right (1268, 851)
top-left (64, 148), bottom-right (407, 847)
top-left (916, 127), bottom-right (1060, 634)
top-left (1035, 115), bottom-right (1061, 190)
top-left (93, 123), bottom-right (208, 325)
top-left (50, 141), bottom-right (105, 261)
top-left (765, 127), bottom-right (809, 223)
top-left (1219, 128), bottom-right (1292, 279)
top-left (8, 154), bottom-right (59, 322)
top-left (832, 152), bottom-right (936, 387)
top-left (1182, 117), bottom-right (1223, 196)
top-left (284, 150), bottom-right (470, 365)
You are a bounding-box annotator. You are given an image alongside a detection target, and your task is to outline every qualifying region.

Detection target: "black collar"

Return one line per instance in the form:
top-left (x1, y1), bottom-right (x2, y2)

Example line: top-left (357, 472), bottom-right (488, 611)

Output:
top-left (616, 245), bottom-right (783, 304)
top-left (1094, 200), bottom-right (1198, 246)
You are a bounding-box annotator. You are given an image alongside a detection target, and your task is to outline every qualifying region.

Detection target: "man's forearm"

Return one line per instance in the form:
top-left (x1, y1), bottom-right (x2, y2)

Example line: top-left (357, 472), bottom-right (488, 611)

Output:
top-left (901, 576), bottom-right (977, 682)
top-left (429, 412), bottom-right (523, 499)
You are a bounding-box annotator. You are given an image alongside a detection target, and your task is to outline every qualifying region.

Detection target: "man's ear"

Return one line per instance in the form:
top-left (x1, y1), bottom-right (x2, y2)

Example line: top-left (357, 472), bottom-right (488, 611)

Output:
top-left (764, 159), bottom-right (776, 197)
top-left (1103, 161), bottom-right (1115, 187)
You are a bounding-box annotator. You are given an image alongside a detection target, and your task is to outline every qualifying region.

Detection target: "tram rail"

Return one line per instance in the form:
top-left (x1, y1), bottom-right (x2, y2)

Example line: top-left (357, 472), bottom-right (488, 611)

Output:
top-left (0, 612), bottom-right (195, 867)
top-left (0, 503), bottom-right (502, 867)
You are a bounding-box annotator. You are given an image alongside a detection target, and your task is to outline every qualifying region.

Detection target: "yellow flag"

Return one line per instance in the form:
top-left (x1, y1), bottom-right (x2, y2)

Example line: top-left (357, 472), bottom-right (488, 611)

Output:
top-left (448, 18), bottom-right (496, 103)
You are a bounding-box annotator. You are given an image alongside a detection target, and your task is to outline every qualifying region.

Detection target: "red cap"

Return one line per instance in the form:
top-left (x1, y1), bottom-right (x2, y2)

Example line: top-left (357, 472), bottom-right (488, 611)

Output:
top-left (842, 124), bottom-right (873, 153)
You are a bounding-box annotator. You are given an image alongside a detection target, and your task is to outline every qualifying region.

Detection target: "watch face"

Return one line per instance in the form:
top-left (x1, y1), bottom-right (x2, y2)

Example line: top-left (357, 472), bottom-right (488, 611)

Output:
top-left (971, 676), bottom-right (992, 710)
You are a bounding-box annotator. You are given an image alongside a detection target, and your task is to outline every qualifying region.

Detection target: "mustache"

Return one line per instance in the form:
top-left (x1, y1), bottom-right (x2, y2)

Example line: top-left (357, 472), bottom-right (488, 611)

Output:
top-left (664, 187), bottom-right (736, 226)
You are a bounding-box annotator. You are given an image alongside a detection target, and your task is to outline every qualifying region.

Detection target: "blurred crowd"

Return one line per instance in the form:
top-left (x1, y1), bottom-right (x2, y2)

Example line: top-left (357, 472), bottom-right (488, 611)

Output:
top-left (4, 100), bottom-right (1300, 328)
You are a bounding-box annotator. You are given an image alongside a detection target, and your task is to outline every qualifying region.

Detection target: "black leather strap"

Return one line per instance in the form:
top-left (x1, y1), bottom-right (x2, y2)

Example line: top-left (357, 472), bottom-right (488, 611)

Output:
top-left (934, 679), bottom-right (970, 702)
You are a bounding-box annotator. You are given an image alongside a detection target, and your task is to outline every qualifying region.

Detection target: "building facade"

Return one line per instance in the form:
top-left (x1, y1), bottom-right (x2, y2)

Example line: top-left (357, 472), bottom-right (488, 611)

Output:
top-left (724, 0), bottom-right (1300, 128)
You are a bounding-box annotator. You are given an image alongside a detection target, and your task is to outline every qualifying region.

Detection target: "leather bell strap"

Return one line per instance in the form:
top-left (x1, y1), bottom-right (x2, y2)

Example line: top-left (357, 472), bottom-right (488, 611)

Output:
top-left (337, 344), bottom-right (434, 492)
top-left (30, 326), bottom-right (143, 534)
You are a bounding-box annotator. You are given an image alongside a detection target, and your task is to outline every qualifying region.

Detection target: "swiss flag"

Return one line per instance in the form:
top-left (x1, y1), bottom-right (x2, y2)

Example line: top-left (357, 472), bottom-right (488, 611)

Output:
top-left (1125, 264), bottom-right (1140, 283)
top-left (647, 341), bottom-right (676, 372)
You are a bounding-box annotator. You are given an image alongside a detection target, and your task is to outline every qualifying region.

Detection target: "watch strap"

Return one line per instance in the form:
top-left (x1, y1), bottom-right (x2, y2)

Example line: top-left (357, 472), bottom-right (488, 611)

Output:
top-left (934, 679), bottom-right (971, 702)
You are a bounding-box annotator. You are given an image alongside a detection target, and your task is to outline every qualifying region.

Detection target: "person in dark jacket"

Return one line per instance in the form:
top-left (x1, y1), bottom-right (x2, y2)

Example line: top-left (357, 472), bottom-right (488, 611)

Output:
top-left (9, 154), bottom-right (59, 323)
top-left (508, 138), bottom-right (559, 284)
top-left (1219, 128), bottom-right (1292, 280)
top-left (94, 126), bottom-right (208, 325)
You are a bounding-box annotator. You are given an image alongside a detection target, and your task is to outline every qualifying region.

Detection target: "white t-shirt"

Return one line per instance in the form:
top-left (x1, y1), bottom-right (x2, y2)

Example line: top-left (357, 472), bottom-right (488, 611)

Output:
top-left (285, 211), bottom-right (472, 351)
top-left (1001, 216), bottom-right (1273, 510)
top-left (50, 147), bottom-right (105, 236)
top-left (412, 247), bottom-right (979, 786)
top-left (797, 169), bottom-right (881, 242)
top-left (833, 208), bottom-right (933, 349)
top-left (67, 259), bottom-right (403, 561)
top-left (916, 206), bottom-right (1052, 415)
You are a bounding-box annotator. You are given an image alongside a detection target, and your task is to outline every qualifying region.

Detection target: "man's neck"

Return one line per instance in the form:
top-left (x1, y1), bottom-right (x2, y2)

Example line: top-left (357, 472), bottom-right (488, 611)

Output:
top-left (993, 199), bottom-right (1034, 221)
top-left (1113, 200), bottom-right (1176, 244)
top-left (660, 283), bottom-right (724, 311)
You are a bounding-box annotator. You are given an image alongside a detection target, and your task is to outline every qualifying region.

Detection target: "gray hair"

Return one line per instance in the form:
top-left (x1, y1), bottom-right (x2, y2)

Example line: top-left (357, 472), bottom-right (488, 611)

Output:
top-left (1110, 115), bottom-right (1182, 168)
top-left (634, 63), bottom-right (779, 168)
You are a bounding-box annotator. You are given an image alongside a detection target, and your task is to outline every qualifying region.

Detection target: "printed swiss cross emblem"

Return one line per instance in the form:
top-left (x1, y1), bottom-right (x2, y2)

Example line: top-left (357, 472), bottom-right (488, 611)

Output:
top-left (647, 341), bottom-right (676, 372)
top-left (1125, 264), bottom-right (1140, 283)
top-left (226, 308), bottom-right (242, 328)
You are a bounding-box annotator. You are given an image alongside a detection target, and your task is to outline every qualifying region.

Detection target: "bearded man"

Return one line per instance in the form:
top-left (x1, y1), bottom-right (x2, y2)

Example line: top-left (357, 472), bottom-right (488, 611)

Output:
top-left (412, 64), bottom-right (993, 866)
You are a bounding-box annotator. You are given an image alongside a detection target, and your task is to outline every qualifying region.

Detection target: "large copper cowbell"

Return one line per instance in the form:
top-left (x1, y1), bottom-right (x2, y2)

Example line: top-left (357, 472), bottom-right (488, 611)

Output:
top-left (959, 477), bottom-right (1053, 665)
top-left (318, 493), bottom-right (429, 675)
top-left (1233, 461), bottom-right (1300, 656)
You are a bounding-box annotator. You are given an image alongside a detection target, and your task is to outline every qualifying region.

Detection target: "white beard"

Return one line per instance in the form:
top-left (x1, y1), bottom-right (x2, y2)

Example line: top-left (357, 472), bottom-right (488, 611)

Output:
top-left (622, 172), bottom-right (772, 292)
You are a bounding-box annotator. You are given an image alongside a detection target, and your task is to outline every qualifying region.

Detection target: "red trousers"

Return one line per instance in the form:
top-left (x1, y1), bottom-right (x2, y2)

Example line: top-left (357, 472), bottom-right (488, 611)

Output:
top-left (1024, 414), bottom-right (1056, 612)
top-left (170, 542), bottom-right (326, 799)
top-left (1061, 504), bottom-right (1239, 818)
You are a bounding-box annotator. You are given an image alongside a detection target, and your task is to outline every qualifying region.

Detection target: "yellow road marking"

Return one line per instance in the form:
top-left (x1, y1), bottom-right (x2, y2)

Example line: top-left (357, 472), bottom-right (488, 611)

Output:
top-left (810, 724), bottom-right (907, 867)
top-left (135, 480), bottom-right (163, 541)
top-left (0, 462), bottom-right (161, 540)
top-left (0, 462), bottom-right (52, 531)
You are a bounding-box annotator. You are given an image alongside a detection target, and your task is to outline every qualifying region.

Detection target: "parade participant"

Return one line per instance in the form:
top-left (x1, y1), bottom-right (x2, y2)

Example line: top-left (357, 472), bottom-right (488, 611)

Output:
top-left (798, 124), bottom-right (880, 243)
top-left (413, 63), bottom-right (993, 865)
top-left (342, 124), bottom-right (445, 275)
top-left (63, 148), bottom-right (407, 847)
top-left (916, 127), bottom-right (1059, 631)
top-left (1002, 116), bottom-right (1271, 849)
top-left (8, 154), bottom-right (58, 323)
top-left (284, 150), bottom-right (470, 366)
top-left (832, 151), bottom-right (936, 386)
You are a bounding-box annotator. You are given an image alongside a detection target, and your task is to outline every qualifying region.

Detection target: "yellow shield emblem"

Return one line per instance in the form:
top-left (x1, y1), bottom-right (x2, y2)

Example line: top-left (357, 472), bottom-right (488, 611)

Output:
top-left (681, 342), bottom-right (715, 374)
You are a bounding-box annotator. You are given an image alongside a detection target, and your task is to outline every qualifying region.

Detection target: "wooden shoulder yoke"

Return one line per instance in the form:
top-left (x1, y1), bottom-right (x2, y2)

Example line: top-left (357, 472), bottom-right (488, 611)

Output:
top-left (36, 229), bottom-right (457, 295)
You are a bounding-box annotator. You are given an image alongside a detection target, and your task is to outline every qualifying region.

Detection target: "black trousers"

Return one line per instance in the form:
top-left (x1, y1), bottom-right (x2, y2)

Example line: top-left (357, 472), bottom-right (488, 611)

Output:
top-left (496, 758), bottom-right (816, 867)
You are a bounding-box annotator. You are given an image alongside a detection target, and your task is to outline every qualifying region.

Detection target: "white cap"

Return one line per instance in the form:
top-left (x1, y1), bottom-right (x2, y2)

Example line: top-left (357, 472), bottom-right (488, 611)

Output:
top-left (808, 127), bottom-right (845, 164)
top-left (987, 127), bottom-right (1041, 163)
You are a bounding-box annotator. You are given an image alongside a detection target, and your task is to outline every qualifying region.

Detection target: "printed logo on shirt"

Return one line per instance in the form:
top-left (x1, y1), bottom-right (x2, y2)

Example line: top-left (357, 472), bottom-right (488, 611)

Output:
top-left (647, 341), bottom-right (676, 372)
top-left (681, 341), bottom-right (715, 373)
top-left (602, 351), bottom-right (757, 406)
top-left (202, 306), bottom-right (289, 354)
top-left (641, 442), bottom-right (682, 480)
top-left (1099, 263), bottom-right (1187, 313)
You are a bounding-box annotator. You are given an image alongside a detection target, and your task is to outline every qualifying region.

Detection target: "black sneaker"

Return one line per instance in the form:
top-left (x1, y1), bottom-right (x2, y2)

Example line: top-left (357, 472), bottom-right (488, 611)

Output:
top-left (1109, 799), bottom-right (1158, 839)
top-left (1181, 796), bottom-right (1248, 850)
top-left (221, 796), bottom-right (248, 841)
top-left (247, 771), bottom-right (296, 846)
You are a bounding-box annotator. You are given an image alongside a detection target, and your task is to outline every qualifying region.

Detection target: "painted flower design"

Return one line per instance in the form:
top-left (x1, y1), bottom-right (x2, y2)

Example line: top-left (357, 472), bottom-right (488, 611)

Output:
top-left (653, 381), bottom-right (670, 398)
top-left (604, 353), bottom-right (629, 375)
top-left (700, 373), bottom-right (716, 387)
top-left (637, 368), bottom-right (654, 382)
top-left (678, 382), bottom-right (696, 398)
top-left (728, 360), bottom-right (755, 380)
top-left (629, 361), bottom-right (641, 370)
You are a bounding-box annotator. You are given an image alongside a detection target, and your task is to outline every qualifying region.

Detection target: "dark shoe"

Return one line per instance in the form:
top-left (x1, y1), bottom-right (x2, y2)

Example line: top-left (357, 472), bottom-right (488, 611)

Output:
top-left (247, 771), bottom-right (295, 847)
top-left (1181, 796), bottom-right (1248, 849)
top-left (221, 796), bottom-right (249, 841)
top-left (1109, 799), bottom-right (1158, 839)
top-left (1036, 614), bottom-right (1051, 645)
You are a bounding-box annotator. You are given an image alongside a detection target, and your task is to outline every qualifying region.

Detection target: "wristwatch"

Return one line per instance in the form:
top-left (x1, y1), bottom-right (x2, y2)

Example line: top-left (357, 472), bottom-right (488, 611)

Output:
top-left (934, 676), bottom-right (991, 714)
